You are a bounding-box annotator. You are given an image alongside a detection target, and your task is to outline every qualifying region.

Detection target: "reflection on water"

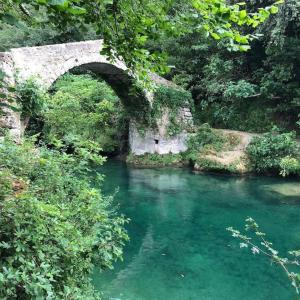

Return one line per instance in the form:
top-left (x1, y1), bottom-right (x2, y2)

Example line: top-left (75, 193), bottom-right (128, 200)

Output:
top-left (93, 160), bottom-right (300, 300)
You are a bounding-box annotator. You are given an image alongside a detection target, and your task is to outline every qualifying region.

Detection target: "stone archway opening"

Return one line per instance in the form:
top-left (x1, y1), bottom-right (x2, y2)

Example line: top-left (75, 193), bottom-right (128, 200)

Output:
top-left (63, 62), bottom-right (151, 125)
top-left (37, 61), bottom-right (153, 156)
top-left (34, 68), bottom-right (140, 157)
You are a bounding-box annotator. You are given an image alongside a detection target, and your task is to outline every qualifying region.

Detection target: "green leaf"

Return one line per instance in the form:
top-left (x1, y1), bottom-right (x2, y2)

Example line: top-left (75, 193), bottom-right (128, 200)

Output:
top-left (136, 35), bottom-right (148, 44)
top-left (48, 0), bottom-right (69, 9)
top-left (239, 45), bottom-right (251, 52)
top-left (211, 32), bottom-right (221, 40)
top-left (0, 14), bottom-right (19, 26)
top-left (7, 86), bottom-right (15, 93)
top-left (239, 10), bottom-right (247, 19)
top-left (67, 6), bottom-right (87, 15)
top-left (270, 6), bottom-right (279, 14)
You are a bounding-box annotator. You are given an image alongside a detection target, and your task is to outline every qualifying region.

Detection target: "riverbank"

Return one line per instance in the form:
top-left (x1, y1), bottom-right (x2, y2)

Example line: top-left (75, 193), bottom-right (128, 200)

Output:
top-left (126, 128), bottom-right (300, 178)
top-left (127, 129), bottom-right (256, 175)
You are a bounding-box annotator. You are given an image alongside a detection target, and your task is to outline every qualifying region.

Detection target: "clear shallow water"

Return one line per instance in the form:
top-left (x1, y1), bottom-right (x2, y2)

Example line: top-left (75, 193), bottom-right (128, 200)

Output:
top-left (93, 160), bottom-right (300, 300)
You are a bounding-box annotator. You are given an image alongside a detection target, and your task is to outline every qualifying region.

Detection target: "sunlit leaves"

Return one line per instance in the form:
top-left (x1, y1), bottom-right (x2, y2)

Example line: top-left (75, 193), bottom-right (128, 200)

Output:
top-left (246, 130), bottom-right (300, 175)
top-left (66, 6), bottom-right (86, 15)
top-left (211, 32), bottom-right (221, 40)
top-left (48, 0), bottom-right (69, 9)
top-left (270, 5), bottom-right (279, 14)
top-left (191, 0), bottom-right (284, 52)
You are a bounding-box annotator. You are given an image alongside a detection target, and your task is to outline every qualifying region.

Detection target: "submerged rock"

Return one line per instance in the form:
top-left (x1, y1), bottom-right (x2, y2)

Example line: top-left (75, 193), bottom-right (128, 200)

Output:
top-left (262, 183), bottom-right (300, 197)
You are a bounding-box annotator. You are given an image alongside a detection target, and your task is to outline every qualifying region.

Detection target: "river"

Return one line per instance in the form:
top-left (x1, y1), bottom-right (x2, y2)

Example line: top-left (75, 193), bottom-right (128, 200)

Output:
top-left (93, 160), bottom-right (300, 300)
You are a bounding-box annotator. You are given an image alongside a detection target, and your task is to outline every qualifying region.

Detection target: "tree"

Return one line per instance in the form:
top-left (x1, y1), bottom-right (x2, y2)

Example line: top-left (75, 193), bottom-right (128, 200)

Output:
top-left (0, 0), bottom-right (283, 83)
top-left (148, 0), bottom-right (300, 133)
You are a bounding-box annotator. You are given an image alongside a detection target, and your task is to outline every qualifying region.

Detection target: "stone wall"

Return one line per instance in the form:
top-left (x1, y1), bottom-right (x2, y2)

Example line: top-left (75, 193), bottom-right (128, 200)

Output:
top-left (0, 52), bottom-right (22, 139)
top-left (129, 123), bottom-right (189, 155)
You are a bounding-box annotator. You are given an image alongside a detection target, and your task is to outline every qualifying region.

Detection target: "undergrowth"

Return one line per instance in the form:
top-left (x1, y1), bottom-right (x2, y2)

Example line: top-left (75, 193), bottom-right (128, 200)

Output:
top-left (0, 137), bottom-right (128, 299)
top-left (126, 152), bottom-right (185, 167)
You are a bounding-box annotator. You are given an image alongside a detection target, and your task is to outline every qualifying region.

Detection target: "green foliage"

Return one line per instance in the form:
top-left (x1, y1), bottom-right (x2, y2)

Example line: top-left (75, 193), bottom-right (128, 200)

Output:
top-left (187, 123), bottom-right (225, 152)
top-left (192, 156), bottom-right (239, 174)
top-left (223, 80), bottom-right (257, 100)
top-left (0, 5), bottom-right (97, 52)
top-left (42, 73), bottom-right (126, 153)
top-left (0, 137), bottom-right (128, 299)
top-left (246, 130), bottom-right (300, 175)
top-left (15, 78), bottom-right (47, 118)
top-left (0, 0), bottom-right (282, 86)
top-left (127, 152), bottom-right (184, 167)
top-left (185, 124), bottom-right (226, 162)
top-left (189, 0), bottom-right (283, 52)
top-left (183, 124), bottom-right (244, 173)
top-left (0, 169), bottom-right (14, 201)
top-left (149, 1), bottom-right (300, 133)
top-left (279, 156), bottom-right (300, 177)
top-left (149, 86), bottom-right (194, 136)
top-left (154, 86), bottom-right (192, 109)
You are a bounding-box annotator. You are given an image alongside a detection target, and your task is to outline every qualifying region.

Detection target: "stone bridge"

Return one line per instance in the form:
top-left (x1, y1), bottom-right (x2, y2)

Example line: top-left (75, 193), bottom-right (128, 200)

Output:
top-left (0, 40), bottom-right (192, 154)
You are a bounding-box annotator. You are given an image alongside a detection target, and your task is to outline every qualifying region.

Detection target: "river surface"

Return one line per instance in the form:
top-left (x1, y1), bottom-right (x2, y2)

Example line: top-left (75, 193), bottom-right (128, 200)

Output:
top-left (93, 160), bottom-right (300, 300)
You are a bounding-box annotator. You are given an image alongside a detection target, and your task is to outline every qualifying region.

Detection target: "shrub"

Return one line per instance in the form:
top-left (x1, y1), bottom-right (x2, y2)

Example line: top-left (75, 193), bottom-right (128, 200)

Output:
top-left (0, 169), bottom-right (13, 201)
top-left (0, 137), bottom-right (128, 299)
top-left (15, 78), bottom-right (47, 118)
top-left (126, 152), bottom-right (184, 167)
top-left (246, 130), bottom-right (300, 175)
top-left (187, 123), bottom-right (225, 152)
top-left (185, 123), bottom-right (226, 162)
top-left (280, 156), bottom-right (300, 177)
top-left (193, 156), bottom-right (239, 174)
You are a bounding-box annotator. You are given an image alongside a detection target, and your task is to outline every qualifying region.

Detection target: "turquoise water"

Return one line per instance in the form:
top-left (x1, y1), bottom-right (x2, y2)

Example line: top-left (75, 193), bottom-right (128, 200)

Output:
top-left (93, 160), bottom-right (300, 300)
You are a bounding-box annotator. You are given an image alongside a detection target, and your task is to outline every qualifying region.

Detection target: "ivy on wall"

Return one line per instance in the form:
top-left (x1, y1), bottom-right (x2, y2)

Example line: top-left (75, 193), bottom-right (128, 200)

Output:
top-left (146, 86), bottom-right (194, 136)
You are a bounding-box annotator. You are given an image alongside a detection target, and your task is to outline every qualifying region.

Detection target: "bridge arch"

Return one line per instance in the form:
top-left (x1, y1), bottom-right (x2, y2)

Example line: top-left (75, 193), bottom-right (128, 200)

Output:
top-left (0, 40), bottom-right (192, 154)
top-left (6, 40), bottom-right (150, 109)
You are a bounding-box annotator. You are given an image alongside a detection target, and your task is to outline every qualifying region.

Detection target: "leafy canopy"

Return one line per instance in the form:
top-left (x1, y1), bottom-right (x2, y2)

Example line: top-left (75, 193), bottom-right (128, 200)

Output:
top-left (0, 0), bottom-right (283, 82)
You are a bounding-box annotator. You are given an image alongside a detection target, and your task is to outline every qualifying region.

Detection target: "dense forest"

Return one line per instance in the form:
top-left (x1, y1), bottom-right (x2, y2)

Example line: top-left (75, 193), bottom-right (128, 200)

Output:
top-left (0, 0), bottom-right (300, 299)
